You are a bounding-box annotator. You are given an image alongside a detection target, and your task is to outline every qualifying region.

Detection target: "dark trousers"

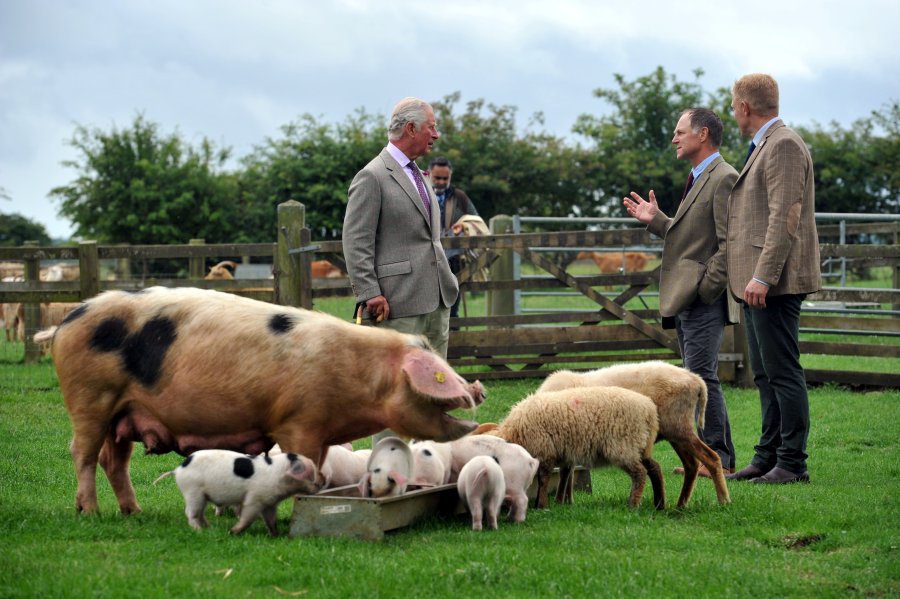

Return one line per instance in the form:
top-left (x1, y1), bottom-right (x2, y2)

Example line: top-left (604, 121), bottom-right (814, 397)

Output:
top-left (448, 255), bottom-right (462, 320)
top-left (743, 294), bottom-right (810, 474)
top-left (675, 294), bottom-right (736, 469)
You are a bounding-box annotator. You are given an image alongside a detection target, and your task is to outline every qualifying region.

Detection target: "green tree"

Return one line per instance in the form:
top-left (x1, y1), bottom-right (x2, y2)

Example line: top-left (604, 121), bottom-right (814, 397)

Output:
top-left (429, 92), bottom-right (595, 223)
top-left (0, 213), bottom-right (52, 246)
top-left (573, 67), bottom-right (737, 217)
top-left (50, 115), bottom-right (238, 244)
top-left (795, 101), bottom-right (898, 214)
top-left (237, 110), bottom-right (385, 241)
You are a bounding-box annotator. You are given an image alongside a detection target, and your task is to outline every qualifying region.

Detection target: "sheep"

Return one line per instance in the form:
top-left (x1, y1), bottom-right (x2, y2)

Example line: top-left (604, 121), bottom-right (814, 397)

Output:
top-left (537, 361), bottom-right (729, 507)
top-left (490, 386), bottom-right (664, 510)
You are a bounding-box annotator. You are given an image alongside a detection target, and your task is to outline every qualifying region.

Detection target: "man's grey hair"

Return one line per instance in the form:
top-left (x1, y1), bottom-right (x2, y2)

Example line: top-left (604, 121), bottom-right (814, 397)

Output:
top-left (388, 97), bottom-right (430, 141)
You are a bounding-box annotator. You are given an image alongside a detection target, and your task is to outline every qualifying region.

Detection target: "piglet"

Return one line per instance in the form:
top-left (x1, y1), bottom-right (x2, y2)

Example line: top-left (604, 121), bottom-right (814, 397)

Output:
top-left (457, 455), bottom-right (506, 531)
top-left (450, 435), bottom-right (539, 523)
top-left (358, 437), bottom-right (412, 498)
top-left (154, 449), bottom-right (319, 536)
top-left (320, 444), bottom-right (369, 489)
top-left (409, 440), bottom-right (453, 487)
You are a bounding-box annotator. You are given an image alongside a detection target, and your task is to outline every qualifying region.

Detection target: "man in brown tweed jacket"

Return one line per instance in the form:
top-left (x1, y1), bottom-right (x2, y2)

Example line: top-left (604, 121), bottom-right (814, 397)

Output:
top-left (624, 107), bottom-right (740, 479)
top-left (726, 74), bottom-right (821, 485)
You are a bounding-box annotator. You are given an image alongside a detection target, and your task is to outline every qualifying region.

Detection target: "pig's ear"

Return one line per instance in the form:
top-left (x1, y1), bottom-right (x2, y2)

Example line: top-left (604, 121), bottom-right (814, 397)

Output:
top-left (401, 350), bottom-right (470, 402)
top-left (286, 459), bottom-right (314, 482)
top-left (357, 473), bottom-right (371, 497)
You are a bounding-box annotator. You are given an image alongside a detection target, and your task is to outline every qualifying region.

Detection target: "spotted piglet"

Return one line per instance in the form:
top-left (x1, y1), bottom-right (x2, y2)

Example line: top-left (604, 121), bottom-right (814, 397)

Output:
top-left (154, 449), bottom-right (320, 536)
top-left (457, 455), bottom-right (506, 531)
top-left (409, 440), bottom-right (453, 487)
top-left (358, 437), bottom-right (412, 498)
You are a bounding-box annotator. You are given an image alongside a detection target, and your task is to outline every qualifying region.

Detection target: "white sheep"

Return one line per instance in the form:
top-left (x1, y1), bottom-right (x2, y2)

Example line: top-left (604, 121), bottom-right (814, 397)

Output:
top-left (538, 361), bottom-right (729, 507)
top-left (490, 386), bottom-right (664, 510)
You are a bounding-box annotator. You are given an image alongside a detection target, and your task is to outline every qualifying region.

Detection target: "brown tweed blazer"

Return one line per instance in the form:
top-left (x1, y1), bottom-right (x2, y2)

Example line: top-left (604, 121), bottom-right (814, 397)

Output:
top-left (726, 120), bottom-right (821, 299)
top-left (648, 155), bottom-right (739, 321)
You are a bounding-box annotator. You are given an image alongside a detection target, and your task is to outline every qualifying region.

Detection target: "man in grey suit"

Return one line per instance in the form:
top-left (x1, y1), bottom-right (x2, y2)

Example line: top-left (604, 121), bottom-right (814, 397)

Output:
top-left (342, 97), bottom-right (459, 358)
top-left (726, 74), bottom-right (820, 484)
top-left (623, 107), bottom-right (739, 477)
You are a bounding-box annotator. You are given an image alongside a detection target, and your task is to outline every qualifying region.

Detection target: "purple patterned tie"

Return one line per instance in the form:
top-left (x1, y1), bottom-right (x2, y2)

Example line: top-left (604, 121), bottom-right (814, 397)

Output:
top-left (408, 161), bottom-right (432, 219)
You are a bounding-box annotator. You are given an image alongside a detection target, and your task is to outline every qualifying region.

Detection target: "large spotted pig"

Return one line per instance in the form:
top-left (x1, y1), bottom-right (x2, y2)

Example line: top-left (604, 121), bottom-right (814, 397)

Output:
top-left (45, 287), bottom-right (485, 515)
top-left (154, 449), bottom-right (319, 536)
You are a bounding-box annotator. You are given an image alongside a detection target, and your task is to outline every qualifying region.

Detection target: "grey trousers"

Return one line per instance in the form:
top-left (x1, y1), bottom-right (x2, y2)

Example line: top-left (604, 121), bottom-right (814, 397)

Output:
top-left (743, 294), bottom-right (810, 474)
top-left (675, 294), bottom-right (736, 469)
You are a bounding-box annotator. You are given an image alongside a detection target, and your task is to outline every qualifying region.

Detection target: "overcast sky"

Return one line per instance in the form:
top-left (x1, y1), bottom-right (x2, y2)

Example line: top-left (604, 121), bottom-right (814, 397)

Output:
top-left (2, 0), bottom-right (898, 239)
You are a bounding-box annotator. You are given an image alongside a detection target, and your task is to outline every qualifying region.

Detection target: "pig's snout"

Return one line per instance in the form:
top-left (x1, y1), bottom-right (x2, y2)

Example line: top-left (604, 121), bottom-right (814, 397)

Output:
top-left (467, 380), bottom-right (486, 408)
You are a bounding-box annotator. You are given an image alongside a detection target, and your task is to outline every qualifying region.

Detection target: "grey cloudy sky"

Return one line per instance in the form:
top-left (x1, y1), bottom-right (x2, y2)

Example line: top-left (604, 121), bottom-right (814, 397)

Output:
top-left (2, 0), bottom-right (898, 238)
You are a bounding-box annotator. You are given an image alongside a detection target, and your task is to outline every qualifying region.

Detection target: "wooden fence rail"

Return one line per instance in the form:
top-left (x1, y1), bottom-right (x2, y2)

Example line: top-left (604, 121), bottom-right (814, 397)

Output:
top-left (1, 204), bottom-right (898, 388)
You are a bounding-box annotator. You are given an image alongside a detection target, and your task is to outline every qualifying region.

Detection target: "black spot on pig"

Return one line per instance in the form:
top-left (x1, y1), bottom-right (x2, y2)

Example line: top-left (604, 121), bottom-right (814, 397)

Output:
top-left (263, 455), bottom-right (272, 465)
top-left (181, 454), bottom-right (194, 468)
top-left (268, 314), bottom-right (295, 335)
top-left (90, 317), bottom-right (129, 353)
top-left (233, 457), bottom-right (255, 479)
top-left (61, 303), bottom-right (89, 326)
top-left (122, 316), bottom-right (177, 388)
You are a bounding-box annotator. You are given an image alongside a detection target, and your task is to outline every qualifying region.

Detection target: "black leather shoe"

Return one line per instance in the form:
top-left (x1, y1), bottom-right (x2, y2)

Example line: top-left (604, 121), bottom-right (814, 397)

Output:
top-left (726, 464), bottom-right (769, 481)
top-left (750, 466), bottom-right (810, 484)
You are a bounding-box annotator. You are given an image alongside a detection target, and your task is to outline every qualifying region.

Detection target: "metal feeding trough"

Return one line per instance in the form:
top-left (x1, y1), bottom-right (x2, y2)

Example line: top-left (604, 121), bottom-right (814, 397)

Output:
top-left (289, 468), bottom-right (591, 541)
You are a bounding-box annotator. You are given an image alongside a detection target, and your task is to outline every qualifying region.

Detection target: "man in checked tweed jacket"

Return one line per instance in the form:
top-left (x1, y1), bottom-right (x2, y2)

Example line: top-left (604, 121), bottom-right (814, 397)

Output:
top-left (725, 74), bottom-right (821, 485)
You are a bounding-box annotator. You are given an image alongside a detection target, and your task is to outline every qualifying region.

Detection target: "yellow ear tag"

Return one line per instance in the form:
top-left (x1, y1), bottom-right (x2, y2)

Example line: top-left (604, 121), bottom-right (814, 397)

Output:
top-left (434, 371), bottom-right (446, 383)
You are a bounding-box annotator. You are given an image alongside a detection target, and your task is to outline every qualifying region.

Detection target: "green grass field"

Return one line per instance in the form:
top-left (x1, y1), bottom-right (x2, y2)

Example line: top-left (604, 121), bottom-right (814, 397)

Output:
top-left (1, 357), bottom-right (898, 598)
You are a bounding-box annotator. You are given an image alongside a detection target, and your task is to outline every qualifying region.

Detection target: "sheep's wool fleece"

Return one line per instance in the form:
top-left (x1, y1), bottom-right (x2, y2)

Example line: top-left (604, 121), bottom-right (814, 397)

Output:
top-left (497, 386), bottom-right (658, 467)
top-left (537, 361), bottom-right (708, 432)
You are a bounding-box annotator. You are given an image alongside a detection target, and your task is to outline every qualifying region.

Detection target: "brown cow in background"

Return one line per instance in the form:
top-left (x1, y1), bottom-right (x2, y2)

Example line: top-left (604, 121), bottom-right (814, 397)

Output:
top-left (575, 251), bottom-right (653, 273)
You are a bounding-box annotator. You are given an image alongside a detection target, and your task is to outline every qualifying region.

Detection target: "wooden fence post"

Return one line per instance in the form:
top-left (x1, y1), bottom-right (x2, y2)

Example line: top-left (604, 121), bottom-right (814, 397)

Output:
top-left (275, 200), bottom-right (306, 307)
top-left (115, 244), bottom-right (131, 281)
top-left (79, 241), bottom-right (100, 301)
top-left (894, 226), bottom-right (899, 313)
top-left (188, 239), bottom-right (205, 279)
top-left (23, 241), bottom-right (41, 364)
top-left (487, 215), bottom-right (514, 321)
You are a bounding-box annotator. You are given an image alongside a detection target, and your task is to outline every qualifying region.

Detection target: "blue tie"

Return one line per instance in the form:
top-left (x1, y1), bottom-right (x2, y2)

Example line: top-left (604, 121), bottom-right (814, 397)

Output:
top-left (745, 141), bottom-right (757, 164)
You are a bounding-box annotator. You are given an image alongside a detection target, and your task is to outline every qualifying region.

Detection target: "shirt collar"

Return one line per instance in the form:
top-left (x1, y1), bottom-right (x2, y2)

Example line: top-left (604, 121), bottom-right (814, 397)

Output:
top-left (692, 151), bottom-right (720, 179)
top-left (387, 142), bottom-right (413, 168)
top-left (753, 116), bottom-right (781, 146)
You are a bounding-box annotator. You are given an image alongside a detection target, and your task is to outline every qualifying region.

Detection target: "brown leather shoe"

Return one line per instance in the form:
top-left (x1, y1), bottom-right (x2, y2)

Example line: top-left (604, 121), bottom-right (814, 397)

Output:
top-left (726, 464), bottom-right (770, 481)
top-left (672, 465), bottom-right (734, 478)
top-left (750, 466), bottom-right (810, 484)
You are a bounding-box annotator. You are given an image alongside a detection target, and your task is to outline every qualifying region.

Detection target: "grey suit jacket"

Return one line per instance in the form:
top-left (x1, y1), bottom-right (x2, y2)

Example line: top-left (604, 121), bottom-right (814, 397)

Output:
top-left (726, 120), bottom-right (821, 299)
top-left (342, 148), bottom-right (459, 319)
top-left (648, 155), bottom-right (740, 322)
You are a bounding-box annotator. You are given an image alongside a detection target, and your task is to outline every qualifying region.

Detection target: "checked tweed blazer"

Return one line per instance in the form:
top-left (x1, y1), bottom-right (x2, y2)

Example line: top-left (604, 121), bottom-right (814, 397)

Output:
top-left (726, 120), bottom-right (821, 299)
top-left (648, 155), bottom-right (740, 321)
top-left (342, 148), bottom-right (459, 319)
